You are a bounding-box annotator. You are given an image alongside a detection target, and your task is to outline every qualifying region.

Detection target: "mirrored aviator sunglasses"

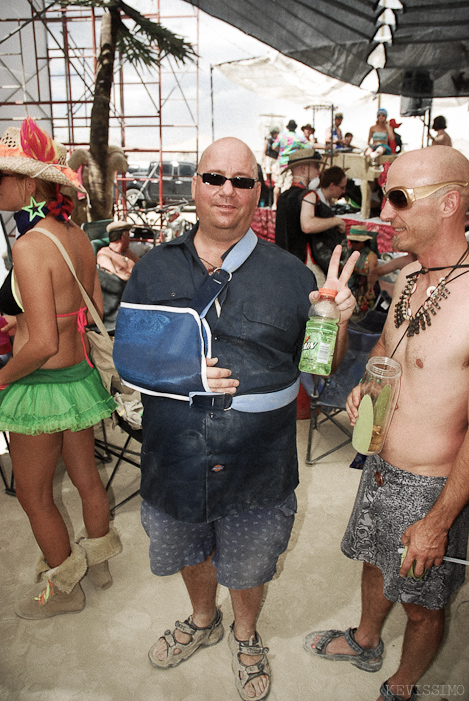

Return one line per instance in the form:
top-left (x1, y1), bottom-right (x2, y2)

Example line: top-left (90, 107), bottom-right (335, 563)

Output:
top-left (198, 172), bottom-right (258, 189)
top-left (385, 181), bottom-right (469, 210)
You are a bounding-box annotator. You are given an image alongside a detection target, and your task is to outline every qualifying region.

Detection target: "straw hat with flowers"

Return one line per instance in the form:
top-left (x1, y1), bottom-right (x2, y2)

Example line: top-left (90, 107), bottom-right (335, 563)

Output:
top-left (0, 118), bottom-right (86, 194)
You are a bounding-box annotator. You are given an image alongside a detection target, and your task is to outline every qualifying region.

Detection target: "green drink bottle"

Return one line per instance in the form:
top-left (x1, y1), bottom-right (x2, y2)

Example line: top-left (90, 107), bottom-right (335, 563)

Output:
top-left (299, 288), bottom-right (339, 375)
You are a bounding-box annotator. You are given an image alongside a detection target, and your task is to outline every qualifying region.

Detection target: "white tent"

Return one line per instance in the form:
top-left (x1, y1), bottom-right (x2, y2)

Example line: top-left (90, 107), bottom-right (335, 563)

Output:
top-left (215, 51), bottom-right (469, 111)
top-left (215, 52), bottom-right (377, 106)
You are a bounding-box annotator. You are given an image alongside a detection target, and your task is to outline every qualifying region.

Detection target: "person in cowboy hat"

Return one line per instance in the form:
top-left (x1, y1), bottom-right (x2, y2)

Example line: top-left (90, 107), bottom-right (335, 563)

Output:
top-left (275, 149), bottom-right (346, 271)
top-left (301, 123), bottom-right (314, 142)
top-left (0, 118), bottom-right (122, 619)
top-left (342, 225), bottom-right (378, 314)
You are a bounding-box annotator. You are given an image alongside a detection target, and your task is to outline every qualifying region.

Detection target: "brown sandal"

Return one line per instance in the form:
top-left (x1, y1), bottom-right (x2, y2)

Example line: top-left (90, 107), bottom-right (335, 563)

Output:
top-left (228, 623), bottom-right (271, 700)
top-left (148, 608), bottom-right (224, 669)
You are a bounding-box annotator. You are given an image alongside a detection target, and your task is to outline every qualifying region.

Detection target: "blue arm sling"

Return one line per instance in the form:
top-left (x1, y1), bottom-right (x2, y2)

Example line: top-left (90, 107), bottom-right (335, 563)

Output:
top-left (113, 229), bottom-right (257, 399)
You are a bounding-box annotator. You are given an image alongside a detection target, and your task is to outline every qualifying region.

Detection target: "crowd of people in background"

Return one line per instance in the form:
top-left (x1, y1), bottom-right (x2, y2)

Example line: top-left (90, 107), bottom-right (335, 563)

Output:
top-left (263, 108), bottom-right (457, 317)
top-left (263, 109), bottom-right (452, 211)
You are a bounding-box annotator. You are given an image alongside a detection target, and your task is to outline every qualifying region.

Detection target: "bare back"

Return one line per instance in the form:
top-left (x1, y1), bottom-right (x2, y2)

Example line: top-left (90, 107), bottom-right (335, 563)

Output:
top-left (12, 217), bottom-right (101, 370)
top-left (432, 131), bottom-right (452, 147)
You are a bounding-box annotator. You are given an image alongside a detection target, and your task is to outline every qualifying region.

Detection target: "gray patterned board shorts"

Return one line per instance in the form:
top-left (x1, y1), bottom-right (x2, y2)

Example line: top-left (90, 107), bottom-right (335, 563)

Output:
top-left (341, 455), bottom-right (469, 609)
top-left (141, 492), bottom-right (297, 590)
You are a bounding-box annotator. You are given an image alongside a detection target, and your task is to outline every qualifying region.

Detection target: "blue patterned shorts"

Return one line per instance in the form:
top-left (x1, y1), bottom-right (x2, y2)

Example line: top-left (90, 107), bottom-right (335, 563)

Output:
top-left (341, 455), bottom-right (469, 609)
top-left (141, 492), bottom-right (297, 590)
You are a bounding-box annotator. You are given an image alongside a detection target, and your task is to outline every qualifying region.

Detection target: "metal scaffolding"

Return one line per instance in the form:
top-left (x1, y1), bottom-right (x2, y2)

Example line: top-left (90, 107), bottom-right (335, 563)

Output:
top-left (0, 0), bottom-right (199, 214)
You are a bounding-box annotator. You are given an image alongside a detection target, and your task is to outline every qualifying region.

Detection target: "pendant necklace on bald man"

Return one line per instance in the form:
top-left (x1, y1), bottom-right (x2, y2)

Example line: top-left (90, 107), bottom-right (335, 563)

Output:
top-left (394, 245), bottom-right (469, 337)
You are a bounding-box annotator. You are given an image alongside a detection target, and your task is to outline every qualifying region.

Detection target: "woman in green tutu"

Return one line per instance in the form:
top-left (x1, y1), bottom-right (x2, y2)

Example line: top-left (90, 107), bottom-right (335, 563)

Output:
top-left (0, 118), bottom-right (122, 619)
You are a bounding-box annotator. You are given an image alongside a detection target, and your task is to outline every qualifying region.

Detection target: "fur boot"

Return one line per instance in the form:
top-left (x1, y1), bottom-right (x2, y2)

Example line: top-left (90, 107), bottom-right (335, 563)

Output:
top-left (77, 527), bottom-right (122, 589)
top-left (15, 543), bottom-right (87, 620)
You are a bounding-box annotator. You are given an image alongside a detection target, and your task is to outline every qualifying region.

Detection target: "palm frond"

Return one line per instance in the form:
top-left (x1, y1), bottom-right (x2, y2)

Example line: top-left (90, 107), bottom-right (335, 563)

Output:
top-left (56, 0), bottom-right (196, 67)
top-left (117, 1), bottom-right (196, 66)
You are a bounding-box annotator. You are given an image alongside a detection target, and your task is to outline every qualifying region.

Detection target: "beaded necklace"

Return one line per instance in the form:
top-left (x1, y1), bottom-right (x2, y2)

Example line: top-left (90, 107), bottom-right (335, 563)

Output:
top-left (394, 246), bottom-right (469, 337)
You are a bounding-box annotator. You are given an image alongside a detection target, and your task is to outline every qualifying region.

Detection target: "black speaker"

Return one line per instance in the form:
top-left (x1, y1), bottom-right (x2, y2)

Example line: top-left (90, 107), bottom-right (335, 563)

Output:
top-left (401, 69), bottom-right (434, 98)
top-left (400, 96), bottom-right (432, 117)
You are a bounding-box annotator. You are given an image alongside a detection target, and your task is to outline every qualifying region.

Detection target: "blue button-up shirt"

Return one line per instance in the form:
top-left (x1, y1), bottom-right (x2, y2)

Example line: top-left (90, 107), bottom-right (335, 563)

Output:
top-left (122, 226), bottom-right (317, 522)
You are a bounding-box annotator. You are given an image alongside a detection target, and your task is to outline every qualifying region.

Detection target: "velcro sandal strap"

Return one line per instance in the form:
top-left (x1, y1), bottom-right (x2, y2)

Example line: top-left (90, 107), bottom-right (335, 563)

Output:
top-left (314, 629), bottom-right (345, 654)
top-left (345, 627), bottom-right (384, 660)
top-left (240, 643), bottom-right (270, 657)
top-left (175, 618), bottom-right (198, 637)
top-left (163, 629), bottom-right (177, 647)
top-left (240, 661), bottom-right (266, 684)
top-left (237, 634), bottom-right (270, 658)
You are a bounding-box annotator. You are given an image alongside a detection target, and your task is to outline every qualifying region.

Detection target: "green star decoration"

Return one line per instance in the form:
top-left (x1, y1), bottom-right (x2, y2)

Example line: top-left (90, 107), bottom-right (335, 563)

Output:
top-left (22, 197), bottom-right (48, 222)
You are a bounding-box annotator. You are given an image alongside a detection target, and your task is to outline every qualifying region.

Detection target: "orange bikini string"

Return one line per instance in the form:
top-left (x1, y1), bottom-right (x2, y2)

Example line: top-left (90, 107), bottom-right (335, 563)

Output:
top-left (56, 306), bottom-right (93, 368)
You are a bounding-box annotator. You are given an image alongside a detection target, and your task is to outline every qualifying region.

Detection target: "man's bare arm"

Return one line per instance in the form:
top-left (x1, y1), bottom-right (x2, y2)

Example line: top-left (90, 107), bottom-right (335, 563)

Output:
top-left (300, 193), bottom-right (346, 235)
top-left (368, 253), bottom-right (416, 288)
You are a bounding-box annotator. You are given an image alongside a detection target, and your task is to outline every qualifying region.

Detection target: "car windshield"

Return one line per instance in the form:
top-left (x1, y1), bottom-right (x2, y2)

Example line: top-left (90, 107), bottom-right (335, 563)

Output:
top-left (179, 163), bottom-right (196, 177)
top-left (155, 163), bottom-right (172, 176)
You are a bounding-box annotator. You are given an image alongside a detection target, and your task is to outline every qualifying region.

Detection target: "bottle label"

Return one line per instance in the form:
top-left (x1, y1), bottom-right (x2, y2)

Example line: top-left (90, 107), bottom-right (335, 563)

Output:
top-left (316, 341), bottom-right (332, 364)
top-left (299, 319), bottom-right (338, 375)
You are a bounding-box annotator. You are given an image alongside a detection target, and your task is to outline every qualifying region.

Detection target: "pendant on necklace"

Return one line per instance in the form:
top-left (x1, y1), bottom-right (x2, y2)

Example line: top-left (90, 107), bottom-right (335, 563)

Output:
top-left (426, 277), bottom-right (445, 297)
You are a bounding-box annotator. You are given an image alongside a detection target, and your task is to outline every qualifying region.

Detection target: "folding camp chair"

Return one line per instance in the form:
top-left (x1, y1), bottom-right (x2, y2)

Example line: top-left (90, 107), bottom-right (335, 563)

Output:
top-left (78, 227), bottom-right (140, 507)
top-left (95, 414), bottom-right (142, 517)
top-left (300, 327), bottom-right (382, 465)
top-left (0, 432), bottom-right (15, 496)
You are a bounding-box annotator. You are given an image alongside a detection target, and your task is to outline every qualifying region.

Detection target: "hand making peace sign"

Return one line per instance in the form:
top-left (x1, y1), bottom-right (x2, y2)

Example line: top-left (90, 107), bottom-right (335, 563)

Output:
top-left (309, 244), bottom-right (360, 325)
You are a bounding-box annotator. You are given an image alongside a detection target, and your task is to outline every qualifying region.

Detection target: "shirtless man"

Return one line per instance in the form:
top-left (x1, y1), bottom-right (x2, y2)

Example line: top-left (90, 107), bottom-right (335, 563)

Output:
top-left (304, 146), bottom-right (469, 701)
top-left (96, 221), bottom-right (139, 281)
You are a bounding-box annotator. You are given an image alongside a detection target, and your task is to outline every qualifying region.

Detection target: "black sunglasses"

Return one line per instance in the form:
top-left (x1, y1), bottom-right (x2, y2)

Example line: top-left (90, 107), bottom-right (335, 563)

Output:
top-left (384, 181), bottom-right (468, 210)
top-left (197, 172), bottom-right (258, 190)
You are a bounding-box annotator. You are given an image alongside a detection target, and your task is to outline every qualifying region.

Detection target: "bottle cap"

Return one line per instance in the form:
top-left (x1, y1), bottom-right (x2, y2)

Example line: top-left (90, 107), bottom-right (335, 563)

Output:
top-left (318, 288), bottom-right (337, 298)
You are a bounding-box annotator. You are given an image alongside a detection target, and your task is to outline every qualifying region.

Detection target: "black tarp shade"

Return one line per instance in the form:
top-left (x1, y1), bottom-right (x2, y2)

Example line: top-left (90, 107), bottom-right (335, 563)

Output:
top-left (186, 0), bottom-right (469, 98)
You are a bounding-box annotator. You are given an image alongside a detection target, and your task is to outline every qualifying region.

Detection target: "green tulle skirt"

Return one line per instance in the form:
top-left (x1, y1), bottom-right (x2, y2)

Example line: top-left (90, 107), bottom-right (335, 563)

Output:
top-left (0, 360), bottom-right (117, 435)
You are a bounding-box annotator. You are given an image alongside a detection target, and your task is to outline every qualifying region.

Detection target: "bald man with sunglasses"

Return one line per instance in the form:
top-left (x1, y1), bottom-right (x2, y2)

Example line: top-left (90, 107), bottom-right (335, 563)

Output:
top-left (305, 146), bottom-right (469, 701)
top-left (119, 137), bottom-right (358, 701)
